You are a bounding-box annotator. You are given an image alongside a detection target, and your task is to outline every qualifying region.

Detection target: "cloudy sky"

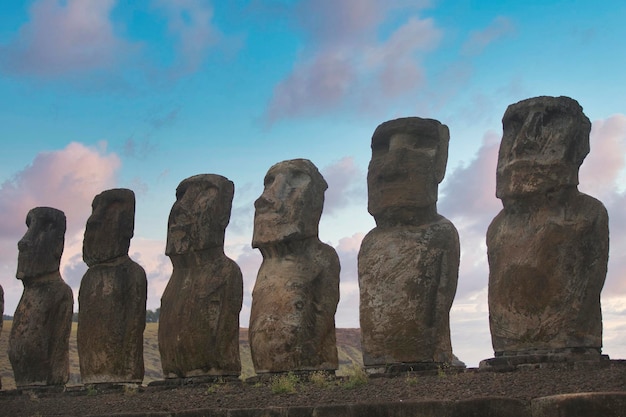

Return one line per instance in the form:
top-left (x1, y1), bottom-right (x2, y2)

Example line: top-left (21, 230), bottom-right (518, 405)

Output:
top-left (1, 0), bottom-right (625, 367)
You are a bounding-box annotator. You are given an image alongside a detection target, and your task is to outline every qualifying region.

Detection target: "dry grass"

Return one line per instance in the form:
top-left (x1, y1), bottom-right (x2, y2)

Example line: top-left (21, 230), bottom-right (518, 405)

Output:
top-left (0, 322), bottom-right (363, 388)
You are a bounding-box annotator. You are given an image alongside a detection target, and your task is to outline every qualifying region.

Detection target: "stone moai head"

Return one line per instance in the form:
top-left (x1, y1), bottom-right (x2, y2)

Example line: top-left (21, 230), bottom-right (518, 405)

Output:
top-left (165, 174), bottom-right (234, 256)
top-left (252, 159), bottom-right (328, 247)
top-left (496, 96), bottom-right (591, 200)
top-left (17, 207), bottom-right (66, 281)
top-left (367, 117), bottom-right (449, 225)
top-left (83, 188), bottom-right (135, 266)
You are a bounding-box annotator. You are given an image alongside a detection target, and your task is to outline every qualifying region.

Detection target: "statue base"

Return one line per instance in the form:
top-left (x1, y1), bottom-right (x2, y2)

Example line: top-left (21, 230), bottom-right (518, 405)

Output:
top-left (479, 347), bottom-right (609, 372)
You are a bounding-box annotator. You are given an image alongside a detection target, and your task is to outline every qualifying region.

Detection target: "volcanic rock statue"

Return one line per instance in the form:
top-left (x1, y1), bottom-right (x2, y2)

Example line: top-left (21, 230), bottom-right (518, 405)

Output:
top-left (249, 159), bottom-right (340, 374)
top-left (486, 96), bottom-right (609, 363)
top-left (9, 207), bottom-right (73, 387)
top-left (159, 174), bottom-right (243, 378)
top-left (78, 188), bottom-right (147, 384)
top-left (358, 118), bottom-right (460, 372)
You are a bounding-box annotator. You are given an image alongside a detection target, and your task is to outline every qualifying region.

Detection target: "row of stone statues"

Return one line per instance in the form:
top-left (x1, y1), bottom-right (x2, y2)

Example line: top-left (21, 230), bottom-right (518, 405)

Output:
top-left (2, 95), bottom-right (609, 388)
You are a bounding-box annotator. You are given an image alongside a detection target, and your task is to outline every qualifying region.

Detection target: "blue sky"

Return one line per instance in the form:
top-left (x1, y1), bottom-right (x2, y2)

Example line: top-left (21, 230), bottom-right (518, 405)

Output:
top-left (1, 0), bottom-right (625, 367)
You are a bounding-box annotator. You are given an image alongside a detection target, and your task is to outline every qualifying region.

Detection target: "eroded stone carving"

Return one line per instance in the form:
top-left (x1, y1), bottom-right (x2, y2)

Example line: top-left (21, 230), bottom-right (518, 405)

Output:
top-left (9, 207), bottom-right (73, 387)
top-left (159, 174), bottom-right (243, 378)
top-left (78, 188), bottom-right (147, 384)
top-left (358, 118), bottom-right (460, 370)
top-left (487, 96), bottom-right (608, 358)
top-left (249, 159), bottom-right (340, 373)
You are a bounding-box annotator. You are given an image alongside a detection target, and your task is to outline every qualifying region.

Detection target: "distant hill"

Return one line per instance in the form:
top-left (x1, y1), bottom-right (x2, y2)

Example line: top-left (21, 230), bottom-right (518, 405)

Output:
top-left (0, 321), bottom-right (363, 390)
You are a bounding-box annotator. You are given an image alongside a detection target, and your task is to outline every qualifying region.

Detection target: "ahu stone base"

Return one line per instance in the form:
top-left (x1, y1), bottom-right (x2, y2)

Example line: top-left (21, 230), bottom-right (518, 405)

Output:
top-left (479, 348), bottom-right (610, 372)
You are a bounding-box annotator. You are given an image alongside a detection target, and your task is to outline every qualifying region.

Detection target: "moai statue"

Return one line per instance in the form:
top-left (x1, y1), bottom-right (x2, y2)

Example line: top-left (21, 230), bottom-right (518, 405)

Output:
top-left (9, 207), bottom-right (73, 387)
top-left (358, 118), bottom-right (460, 372)
top-left (486, 96), bottom-right (609, 362)
top-left (159, 174), bottom-right (243, 378)
top-left (78, 188), bottom-right (147, 384)
top-left (249, 159), bottom-right (340, 374)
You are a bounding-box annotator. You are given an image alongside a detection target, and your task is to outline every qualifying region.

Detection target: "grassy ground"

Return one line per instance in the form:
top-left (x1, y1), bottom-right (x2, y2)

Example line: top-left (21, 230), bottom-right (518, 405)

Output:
top-left (0, 321), bottom-right (363, 389)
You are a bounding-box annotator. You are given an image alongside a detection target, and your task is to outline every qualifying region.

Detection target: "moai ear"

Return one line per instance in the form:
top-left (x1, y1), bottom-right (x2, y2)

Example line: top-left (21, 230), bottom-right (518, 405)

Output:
top-left (434, 124), bottom-right (450, 184)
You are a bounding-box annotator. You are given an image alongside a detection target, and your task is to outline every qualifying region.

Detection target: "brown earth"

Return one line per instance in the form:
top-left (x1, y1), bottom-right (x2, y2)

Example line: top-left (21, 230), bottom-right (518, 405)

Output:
top-left (1, 361), bottom-right (625, 416)
top-left (1, 322), bottom-right (625, 416)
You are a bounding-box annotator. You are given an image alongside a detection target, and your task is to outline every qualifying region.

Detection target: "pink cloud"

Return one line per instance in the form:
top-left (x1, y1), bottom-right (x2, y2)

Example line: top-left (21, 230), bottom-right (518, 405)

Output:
top-left (321, 157), bottom-right (365, 215)
top-left (129, 237), bottom-right (171, 311)
top-left (580, 114), bottom-right (626, 198)
top-left (603, 192), bottom-right (626, 296)
top-left (367, 17), bottom-right (442, 97)
top-left (233, 244), bottom-right (263, 327)
top-left (295, 0), bottom-right (429, 46)
top-left (154, 0), bottom-right (222, 76)
top-left (336, 233), bottom-right (365, 254)
top-left (0, 141), bottom-right (121, 314)
top-left (265, 3), bottom-right (440, 123)
top-left (433, 132), bottom-right (501, 303)
top-left (461, 16), bottom-right (515, 56)
top-left (333, 233), bottom-right (365, 328)
top-left (266, 51), bottom-right (356, 122)
top-left (577, 115), bottom-right (626, 297)
top-left (439, 131), bottom-right (501, 231)
top-left (0, 142), bottom-right (120, 235)
top-left (0, 0), bottom-right (135, 78)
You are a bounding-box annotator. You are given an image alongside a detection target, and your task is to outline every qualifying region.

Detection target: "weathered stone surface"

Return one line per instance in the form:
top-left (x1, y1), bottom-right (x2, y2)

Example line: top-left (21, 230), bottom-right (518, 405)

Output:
top-left (487, 96), bottom-right (609, 357)
top-left (250, 159), bottom-right (340, 373)
top-left (159, 174), bottom-right (243, 378)
top-left (531, 392), bottom-right (626, 417)
top-left (9, 207), bottom-right (73, 387)
top-left (78, 188), bottom-right (147, 383)
top-left (359, 117), bottom-right (460, 368)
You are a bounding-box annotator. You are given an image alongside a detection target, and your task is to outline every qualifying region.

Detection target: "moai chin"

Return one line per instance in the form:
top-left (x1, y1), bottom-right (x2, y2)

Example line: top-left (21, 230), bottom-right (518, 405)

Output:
top-left (158, 174), bottom-right (243, 378)
top-left (78, 188), bottom-right (147, 384)
top-left (358, 117), bottom-right (460, 372)
top-left (486, 96), bottom-right (609, 361)
top-left (9, 207), bottom-right (73, 387)
top-left (249, 159), bottom-right (340, 374)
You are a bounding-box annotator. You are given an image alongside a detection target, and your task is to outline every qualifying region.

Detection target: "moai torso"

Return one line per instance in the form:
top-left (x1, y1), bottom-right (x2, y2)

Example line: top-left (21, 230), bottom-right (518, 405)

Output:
top-left (9, 207), bottom-right (73, 387)
top-left (78, 189), bottom-right (147, 383)
top-left (249, 159), bottom-right (340, 373)
top-left (158, 175), bottom-right (243, 378)
top-left (359, 218), bottom-right (459, 365)
top-left (358, 118), bottom-right (459, 368)
top-left (487, 96), bottom-right (609, 356)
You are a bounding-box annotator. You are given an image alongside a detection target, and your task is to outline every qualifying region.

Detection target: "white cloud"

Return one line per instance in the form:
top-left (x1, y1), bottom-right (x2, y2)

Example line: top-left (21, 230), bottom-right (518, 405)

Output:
top-left (265, 3), bottom-right (441, 122)
top-left (126, 237), bottom-right (170, 311)
top-left (321, 157), bottom-right (365, 215)
top-left (334, 233), bottom-right (365, 328)
top-left (232, 244), bottom-right (262, 327)
top-left (461, 16), bottom-right (515, 56)
top-left (0, 142), bottom-right (121, 315)
top-left (0, 0), bottom-right (136, 78)
top-left (153, 0), bottom-right (223, 76)
top-left (580, 114), bottom-right (626, 197)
